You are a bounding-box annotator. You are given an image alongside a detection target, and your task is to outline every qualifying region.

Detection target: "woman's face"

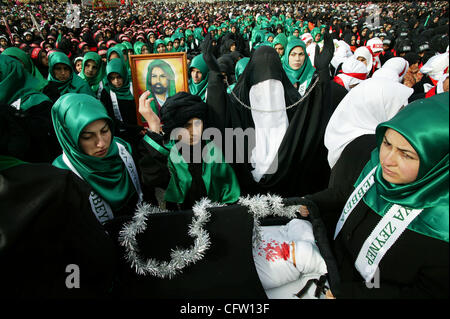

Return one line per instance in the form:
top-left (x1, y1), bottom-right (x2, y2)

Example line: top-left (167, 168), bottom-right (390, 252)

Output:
top-left (75, 60), bottom-right (83, 74)
top-left (274, 44), bottom-right (284, 57)
top-left (84, 60), bottom-right (98, 78)
top-left (53, 63), bottom-right (71, 82)
top-left (141, 45), bottom-right (149, 54)
top-left (108, 72), bottom-right (124, 89)
top-left (41, 52), bottom-right (49, 66)
top-left (79, 119), bottom-right (112, 158)
top-left (178, 117), bottom-right (203, 145)
top-left (109, 52), bottom-right (120, 61)
top-left (157, 44), bottom-right (165, 53)
top-left (356, 56), bottom-right (367, 66)
top-left (379, 128), bottom-right (420, 184)
top-left (288, 46), bottom-right (306, 70)
top-left (293, 29), bottom-right (299, 38)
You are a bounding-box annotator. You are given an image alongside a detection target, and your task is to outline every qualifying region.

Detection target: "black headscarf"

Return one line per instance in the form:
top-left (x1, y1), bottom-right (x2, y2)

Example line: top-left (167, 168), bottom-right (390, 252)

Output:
top-left (160, 92), bottom-right (207, 137)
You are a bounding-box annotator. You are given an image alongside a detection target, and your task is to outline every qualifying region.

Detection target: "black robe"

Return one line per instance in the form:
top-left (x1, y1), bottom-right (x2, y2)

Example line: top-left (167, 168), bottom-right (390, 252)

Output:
top-left (206, 46), bottom-right (332, 198)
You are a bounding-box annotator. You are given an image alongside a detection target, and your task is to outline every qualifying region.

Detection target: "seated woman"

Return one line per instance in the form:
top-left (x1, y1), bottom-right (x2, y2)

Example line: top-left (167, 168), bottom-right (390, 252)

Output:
top-left (44, 51), bottom-right (94, 103)
top-left (302, 93), bottom-right (449, 299)
top-left (100, 57), bottom-right (144, 149)
top-left (137, 91), bottom-right (240, 210)
top-left (282, 38), bottom-right (316, 96)
top-left (51, 93), bottom-right (152, 230)
top-left (79, 51), bottom-right (106, 99)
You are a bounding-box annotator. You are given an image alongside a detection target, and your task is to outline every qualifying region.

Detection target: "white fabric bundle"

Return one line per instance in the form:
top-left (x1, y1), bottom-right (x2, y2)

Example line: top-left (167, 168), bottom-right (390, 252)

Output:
top-left (253, 219), bottom-right (327, 290)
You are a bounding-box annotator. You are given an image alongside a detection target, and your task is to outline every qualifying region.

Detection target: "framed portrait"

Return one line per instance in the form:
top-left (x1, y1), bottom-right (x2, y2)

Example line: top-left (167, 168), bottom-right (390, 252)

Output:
top-left (129, 52), bottom-right (189, 126)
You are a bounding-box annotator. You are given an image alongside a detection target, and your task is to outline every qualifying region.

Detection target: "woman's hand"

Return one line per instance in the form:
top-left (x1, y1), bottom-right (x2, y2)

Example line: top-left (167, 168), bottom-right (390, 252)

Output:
top-left (325, 289), bottom-right (335, 299)
top-left (298, 205), bottom-right (310, 217)
top-left (139, 90), bottom-right (161, 133)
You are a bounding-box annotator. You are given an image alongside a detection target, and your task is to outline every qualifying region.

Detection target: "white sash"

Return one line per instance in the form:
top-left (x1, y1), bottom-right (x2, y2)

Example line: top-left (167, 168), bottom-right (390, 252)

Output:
top-left (334, 165), bottom-right (423, 282)
top-left (62, 142), bottom-right (143, 224)
top-left (97, 82), bottom-right (103, 100)
top-left (355, 204), bottom-right (422, 282)
top-left (110, 84), bottom-right (135, 123)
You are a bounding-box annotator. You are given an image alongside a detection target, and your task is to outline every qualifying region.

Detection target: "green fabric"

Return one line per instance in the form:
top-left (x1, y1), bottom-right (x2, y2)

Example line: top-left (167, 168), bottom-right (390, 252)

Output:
top-left (0, 155), bottom-right (26, 172)
top-left (227, 57), bottom-right (250, 93)
top-left (146, 138), bottom-right (240, 204)
top-left (188, 54), bottom-right (209, 102)
top-left (164, 37), bottom-right (175, 52)
top-left (107, 45), bottom-right (131, 81)
top-left (282, 38), bottom-right (315, 88)
top-left (0, 54), bottom-right (52, 111)
top-left (355, 93), bottom-right (449, 242)
top-left (51, 93), bottom-right (135, 211)
top-left (79, 51), bottom-right (106, 94)
top-left (146, 59), bottom-right (177, 116)
top-left (2, 47), bottom-right (47, 92)
top-left (104, 58), bottom-right (134, 101)
top-left (272, 33), bottom-right (288, 52)
top-left (47, 51), bottom-right (94, 96)
top-left (311, 27), bottom-right (323, 42)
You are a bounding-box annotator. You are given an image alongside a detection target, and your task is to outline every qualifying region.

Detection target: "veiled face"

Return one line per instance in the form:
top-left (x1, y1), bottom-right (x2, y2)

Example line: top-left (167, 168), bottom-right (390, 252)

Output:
top-left (53, 63), bottom-right (71, 82)
top-left (379, 128), bottom-right (420, 184)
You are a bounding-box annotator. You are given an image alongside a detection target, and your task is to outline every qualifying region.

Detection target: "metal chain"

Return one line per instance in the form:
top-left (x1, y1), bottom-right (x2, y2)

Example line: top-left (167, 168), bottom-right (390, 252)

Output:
top-left (224, 75), bottom-right (320, 112)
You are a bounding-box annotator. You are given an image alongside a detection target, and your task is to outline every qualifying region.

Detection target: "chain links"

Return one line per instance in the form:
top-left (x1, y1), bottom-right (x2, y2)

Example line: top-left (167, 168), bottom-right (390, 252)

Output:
top-left (224, 75), bottom-right (320, 112)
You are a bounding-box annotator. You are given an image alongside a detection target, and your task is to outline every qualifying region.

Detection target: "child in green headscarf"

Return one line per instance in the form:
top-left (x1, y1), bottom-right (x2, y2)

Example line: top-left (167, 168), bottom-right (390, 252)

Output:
top-left (45, 51), bottom-right (94, 102)
top-left (188, 54), bottom-right (209, 102)
top-left (282, 38), bottom-right (316, 96)
top-left (153, 39), bottom-right (166, 53)
top-left (137, 91), bottom-right (240, 210)
top-left (134, 41), bottom-right (150, 55)
top-left (79, 52), bottom-right (106, 98)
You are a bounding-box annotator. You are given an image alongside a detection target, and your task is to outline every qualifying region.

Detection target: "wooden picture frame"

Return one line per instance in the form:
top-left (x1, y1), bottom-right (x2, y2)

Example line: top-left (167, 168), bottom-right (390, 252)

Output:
top-left (129, 52), bottom-right (189, 126)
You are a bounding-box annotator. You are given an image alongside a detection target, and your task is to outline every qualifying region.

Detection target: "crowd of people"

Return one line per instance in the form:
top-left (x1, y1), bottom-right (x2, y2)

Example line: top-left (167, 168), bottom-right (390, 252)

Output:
top-left (0, 0), bottom-right (449, 300)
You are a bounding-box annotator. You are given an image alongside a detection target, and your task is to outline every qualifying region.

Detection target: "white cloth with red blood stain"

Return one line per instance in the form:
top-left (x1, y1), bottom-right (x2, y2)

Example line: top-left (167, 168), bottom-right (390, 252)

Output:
top-left (253, 219), bottom-right (327, 290)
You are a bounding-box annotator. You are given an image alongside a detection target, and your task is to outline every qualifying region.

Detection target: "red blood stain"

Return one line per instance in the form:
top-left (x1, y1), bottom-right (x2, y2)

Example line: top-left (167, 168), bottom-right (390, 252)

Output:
top-left (261, 241), bottom-right (290, 262)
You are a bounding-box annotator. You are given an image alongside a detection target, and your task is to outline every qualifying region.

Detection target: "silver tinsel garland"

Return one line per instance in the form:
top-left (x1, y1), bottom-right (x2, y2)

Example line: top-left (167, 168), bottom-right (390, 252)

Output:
top-left (119, 194), bottom-right (300, 278)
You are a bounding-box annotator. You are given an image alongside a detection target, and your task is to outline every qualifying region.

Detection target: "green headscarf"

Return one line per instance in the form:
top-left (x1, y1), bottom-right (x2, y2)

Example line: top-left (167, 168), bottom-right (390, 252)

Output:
top-left (0, 54), bottom-right (51, 111)
top-left (188, 54), bottom-right (209, 102)
top-left (282, 38), bottom-right (315, 89)
top-left (79, 51), bottom-right (106, 94)
top-left (272, 33), bottom-right (288, 57)
top-left (164, 37), bottom-right (175, 52)
top-left (0, 155), bottom-right (26, 172)
top-left (311, 27), bottom-right (323, 42)
top-left (153, 39), bottom-right (166, 53)
top-left (107, 44), bottom-right (131, 81)
top-left (133, 41), bottom-right (149, 55)
top-left (104, 57), bottom-right (134, 101)
top-left (51, 93), bottom-right (135, 211)
top-left (355, 93), bottom-right (449, 242)
top-left (227, 57), bottom-right (249, 94)
top-left (2, 47), bottom-right (48, 92)
top-left (146, 59), bottom-right (177, 116)
top-left (47, 51), bottom-right (94, 96)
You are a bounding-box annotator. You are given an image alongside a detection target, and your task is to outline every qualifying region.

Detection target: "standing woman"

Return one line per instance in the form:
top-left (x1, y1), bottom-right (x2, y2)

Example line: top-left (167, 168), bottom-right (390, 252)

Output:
top-left (100, 58), bottom-right (144, 149)
top-left (44, 51), bottom-right (94, 103)
top-left (79, 51), bottom-right (106, 99)
top-left (282, 38), bottom-right (316, 96)
top-left (51, 93), bottom-right (151, 229)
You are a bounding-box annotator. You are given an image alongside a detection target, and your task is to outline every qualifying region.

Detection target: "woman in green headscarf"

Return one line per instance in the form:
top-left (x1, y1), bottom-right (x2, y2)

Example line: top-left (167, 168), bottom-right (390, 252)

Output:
top-left (52, 93), bottom-right (148, 223)
top-left (188, 53), bottom-right (209, 102)
top-left (138, 91), bottom-right (240, 210)
top-left (2, 46), bottom-right (48, 92)
top-left (133, 41), bottom-right (150, 55)
top-left (272, 33), bottom-right (288, 58)
top-left (282, 38), bottom-right (316, 96)
top-left (153, 39), bottom-right (166, 53)
top-left (100, 58), bottom-right (143, 148)
top-left (107, 44), bottom-right (132, 81)
top-left (304, 93), bottom-right (449, 299)
top-left (44, 51), bottom-right (94, 102)
top-left (79, 52), bottom-right (106, 98)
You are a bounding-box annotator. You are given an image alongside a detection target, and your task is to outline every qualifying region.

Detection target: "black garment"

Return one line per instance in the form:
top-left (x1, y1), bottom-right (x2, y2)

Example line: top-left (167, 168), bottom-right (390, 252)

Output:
top-left (329, 81), bottom-right (348, 116)
top-left (0, 102), bottom-right (61, 164)
top-left (206, 45), bottom-right (332, 198)
top-left (0, 163), bottom-right (117, 298)
top-left (99, 89), bottom-right (144, 151)
top-left (305, 134), bottom-right (448, 298)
